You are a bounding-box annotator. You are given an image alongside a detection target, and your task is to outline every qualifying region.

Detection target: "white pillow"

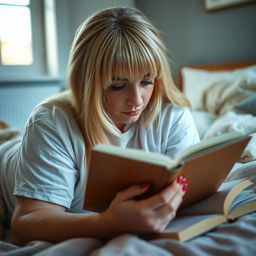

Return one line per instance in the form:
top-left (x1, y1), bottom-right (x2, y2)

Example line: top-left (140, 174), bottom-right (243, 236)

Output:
top-left (181, 65), bottom-right (256, 110)
top-left (203, 111), bottom-right (256, 163)
top-left (204, 111), bottom-right (256, 138)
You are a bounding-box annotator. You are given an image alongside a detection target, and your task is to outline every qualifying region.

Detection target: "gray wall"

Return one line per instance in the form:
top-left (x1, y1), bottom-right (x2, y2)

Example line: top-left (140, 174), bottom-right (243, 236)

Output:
top-left (68, 0), bottom-right (135, 40)
top-left (56, 0), bottom-right (135, 78)
top-left (135, 0), bottom-right (256, 80)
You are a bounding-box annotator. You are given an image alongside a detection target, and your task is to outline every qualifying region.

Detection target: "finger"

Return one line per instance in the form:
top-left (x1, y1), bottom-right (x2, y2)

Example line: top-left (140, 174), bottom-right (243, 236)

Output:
top-left (148, 192), bottom-right (184, 232)
top-left (158, 190), bottom-right (184, 216)
top-left (114, 183), bottom-right (150, 203)
top-left (143, 193), bottom-right (184, 232)
top-left (169, 190), bottom-right (184, 211)
top-left (141, 177), bottom-right (186, 209)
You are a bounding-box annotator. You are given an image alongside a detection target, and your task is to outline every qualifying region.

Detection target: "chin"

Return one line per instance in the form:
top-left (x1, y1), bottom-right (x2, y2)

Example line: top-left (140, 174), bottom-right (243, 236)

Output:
top-left (126, 117), bottom-right (140, 124)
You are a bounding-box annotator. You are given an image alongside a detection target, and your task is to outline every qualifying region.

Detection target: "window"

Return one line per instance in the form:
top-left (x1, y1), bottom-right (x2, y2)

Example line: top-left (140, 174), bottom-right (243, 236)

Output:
top-left (0, 0), bottom-right (58, 80)
top-left (0, 0), bottom-right (33, 65)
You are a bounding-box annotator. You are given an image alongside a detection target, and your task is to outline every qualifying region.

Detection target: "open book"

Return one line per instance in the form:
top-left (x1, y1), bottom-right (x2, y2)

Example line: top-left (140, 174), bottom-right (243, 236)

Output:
top-left (143, 179), bottom-right (256, 241)
top-left (84, 131), bottom-right (251, 212)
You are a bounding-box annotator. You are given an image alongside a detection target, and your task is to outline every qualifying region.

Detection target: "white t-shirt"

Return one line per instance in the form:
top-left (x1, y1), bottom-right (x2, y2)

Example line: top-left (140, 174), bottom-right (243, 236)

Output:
top-left (0, 102), bottom-right (199, 224)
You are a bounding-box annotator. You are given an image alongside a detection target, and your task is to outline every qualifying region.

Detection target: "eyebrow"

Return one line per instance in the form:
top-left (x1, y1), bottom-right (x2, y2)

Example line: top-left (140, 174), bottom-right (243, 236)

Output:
top-left (112, 73), bottom-right (151, 81)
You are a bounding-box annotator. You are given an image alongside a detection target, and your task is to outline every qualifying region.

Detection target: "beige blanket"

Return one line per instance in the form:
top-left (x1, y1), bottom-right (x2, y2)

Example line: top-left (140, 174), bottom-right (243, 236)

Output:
top-left (0, 121), bottom-right (20, 142)
top-left (202, 77), bottom-right (256, 115)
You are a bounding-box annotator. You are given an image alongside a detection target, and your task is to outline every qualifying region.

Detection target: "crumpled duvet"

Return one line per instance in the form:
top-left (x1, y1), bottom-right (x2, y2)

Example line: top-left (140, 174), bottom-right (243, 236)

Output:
top-left (0, 212), bottom-right (255, 256)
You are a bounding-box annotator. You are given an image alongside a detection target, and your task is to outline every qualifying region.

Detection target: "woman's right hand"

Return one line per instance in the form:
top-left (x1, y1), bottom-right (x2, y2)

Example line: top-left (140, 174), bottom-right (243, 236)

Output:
top-left (100, 176), bottom-right (188, 235)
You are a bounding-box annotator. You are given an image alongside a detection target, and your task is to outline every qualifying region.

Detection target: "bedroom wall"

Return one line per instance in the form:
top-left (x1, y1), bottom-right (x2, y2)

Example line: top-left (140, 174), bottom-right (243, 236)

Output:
top-left (56, 0), bottom-right (136, 76)
top-left (135, 0), bottom-right (256, 81)
top-left (67, 0), bottom-right (135, 41)
top-left (0, 0), bottom-right (135, 130)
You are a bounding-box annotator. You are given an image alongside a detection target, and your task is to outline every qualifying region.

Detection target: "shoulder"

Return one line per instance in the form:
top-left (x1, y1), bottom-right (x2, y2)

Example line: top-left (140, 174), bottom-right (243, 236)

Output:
top-left (24, 102), bottom-right (84, 149)
top-left (27, 103), bottom-right (69, 125)
top-left (161, 102), bottom-right (190, 115)
top-left (21, 102), bottom-right (85, 166)
top-left (26, 102), bottom-right (79, 132)
top-left (145, 102), bottom-right (196, 138)
top-left (159, 102), bottom-right (193, 125)
top-left (158, 103), bottom-right (200, 156)
top-left (156, 102), bottom-right (199, 141)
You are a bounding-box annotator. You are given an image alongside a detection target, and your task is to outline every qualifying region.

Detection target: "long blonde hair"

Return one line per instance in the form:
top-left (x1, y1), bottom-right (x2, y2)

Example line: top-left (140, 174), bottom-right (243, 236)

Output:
top-left (67, 7), bottom-right (189, 148)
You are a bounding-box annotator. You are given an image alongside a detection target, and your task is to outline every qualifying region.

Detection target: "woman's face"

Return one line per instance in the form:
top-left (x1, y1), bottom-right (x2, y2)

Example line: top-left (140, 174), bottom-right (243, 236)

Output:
top-left (104, 74), bottom-right (155, 131)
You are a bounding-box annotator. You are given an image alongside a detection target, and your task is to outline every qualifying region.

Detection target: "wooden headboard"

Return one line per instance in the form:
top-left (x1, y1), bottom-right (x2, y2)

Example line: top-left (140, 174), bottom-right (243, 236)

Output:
top-left (178, 60), bottom-right (256, 92)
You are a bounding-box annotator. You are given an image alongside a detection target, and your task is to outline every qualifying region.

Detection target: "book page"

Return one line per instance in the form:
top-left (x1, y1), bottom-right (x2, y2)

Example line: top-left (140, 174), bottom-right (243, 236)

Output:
top-left (164, 214), bottom-right (225, 236)
top-left (229, 191), bottom-right (256, 212)
top-left (93, 132), bottom-right (244, 169)
top-left (223, 179), bottom-right (253, 216)
top-left (163, 214), bottom-right (226, 242)
top-left (94, 144), bottom-right (177, 167)
top-left (228, 201), bottom-right (256, 220)
top-left (165, 215), bottom-right (217, 232)
top-left (178, 180), bottom-right (246, 216)
top-left (174, 131), bottom-right (243, 164)
top-left (178, 191), bottom-right (228, 216)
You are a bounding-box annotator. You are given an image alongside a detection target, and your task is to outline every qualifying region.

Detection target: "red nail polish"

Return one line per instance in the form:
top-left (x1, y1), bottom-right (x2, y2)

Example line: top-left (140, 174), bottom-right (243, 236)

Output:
top-left (140, 183), bottom-right (149, 189)
top-left (181, 177), bottom-right (186, 185)
top-left (176, 176), bottom-right (186, 185)
top-left (182, 183), bottom-right (188, 191)
top-left (176, 176), bottom-right (183, 184)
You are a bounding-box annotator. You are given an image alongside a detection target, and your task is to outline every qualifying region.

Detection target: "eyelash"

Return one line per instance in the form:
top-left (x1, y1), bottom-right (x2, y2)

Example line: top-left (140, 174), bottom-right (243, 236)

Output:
top-left (110, 85), bottom-right (126, 91)
top-left (110, 81), bottom-right (153, 91)
top-left (141, 80), bottom-right (153, 86)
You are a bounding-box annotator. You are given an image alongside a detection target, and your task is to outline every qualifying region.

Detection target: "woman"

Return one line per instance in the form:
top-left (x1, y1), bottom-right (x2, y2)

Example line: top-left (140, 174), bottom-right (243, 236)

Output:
top-left (0, 7), bottom-right (199, 244)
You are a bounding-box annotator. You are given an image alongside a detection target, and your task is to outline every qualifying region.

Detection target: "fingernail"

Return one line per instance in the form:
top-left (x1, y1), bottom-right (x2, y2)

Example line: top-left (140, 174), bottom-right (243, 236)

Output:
top-left (140, 182), bottom-right (150, 189)
top-left (176, 176), bottom-right (182, 184)
top-left (176, 176), bottom-right (186, 185)
top-left (182, 183), bottom-right (188, 191)
top-left (181, 177), bottom-right (186, 185)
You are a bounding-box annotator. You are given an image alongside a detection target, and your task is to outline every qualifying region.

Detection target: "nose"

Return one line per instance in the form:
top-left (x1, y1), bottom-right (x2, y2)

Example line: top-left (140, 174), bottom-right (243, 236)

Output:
top-left (127, 83), bottom-right (143, 107)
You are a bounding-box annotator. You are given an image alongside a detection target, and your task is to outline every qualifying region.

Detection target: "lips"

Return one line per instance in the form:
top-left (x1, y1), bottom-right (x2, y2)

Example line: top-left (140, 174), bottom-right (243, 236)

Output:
top-left (123, 110), bottom-right (141, 116)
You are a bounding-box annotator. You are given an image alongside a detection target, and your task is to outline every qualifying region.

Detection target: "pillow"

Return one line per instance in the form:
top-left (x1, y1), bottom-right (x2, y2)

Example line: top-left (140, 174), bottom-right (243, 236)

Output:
top-left (181, 65), bottom-right (256, 110)
top-left (234, 94), bottom-right (256, 116)
top-left (203, 111), bottom-right (256, 162)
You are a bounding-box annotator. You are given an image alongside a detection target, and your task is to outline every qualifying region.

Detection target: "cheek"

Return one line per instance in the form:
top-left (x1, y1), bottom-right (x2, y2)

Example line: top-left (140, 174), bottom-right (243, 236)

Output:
top-left (144, 86), bottom-right (154, 102)
top-left (104, 93), bottom-right (122, 113)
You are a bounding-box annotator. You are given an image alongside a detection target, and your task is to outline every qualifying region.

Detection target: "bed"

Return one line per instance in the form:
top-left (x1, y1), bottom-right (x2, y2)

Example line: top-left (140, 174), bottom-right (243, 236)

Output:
top-left (0, 61), bottom-right (256, 255)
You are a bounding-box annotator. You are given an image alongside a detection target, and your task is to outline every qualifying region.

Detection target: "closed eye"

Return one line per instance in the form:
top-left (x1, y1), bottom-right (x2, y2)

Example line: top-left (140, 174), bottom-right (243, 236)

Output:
top-left (109, 85), bottom-right (126, 91)
top-left (141, 80), bottom-right (153, 86)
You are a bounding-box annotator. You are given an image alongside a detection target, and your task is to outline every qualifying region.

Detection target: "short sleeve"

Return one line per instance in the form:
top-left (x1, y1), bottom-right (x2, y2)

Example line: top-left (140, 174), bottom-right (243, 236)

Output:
top-left (165, 107), bottom-right (200, 158)
top-left (14, 106), bottom-right (79, 209)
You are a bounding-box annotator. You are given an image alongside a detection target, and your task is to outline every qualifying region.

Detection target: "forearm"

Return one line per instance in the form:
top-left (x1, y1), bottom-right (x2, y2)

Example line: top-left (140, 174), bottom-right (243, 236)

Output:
top-left (11, 181), bottom-right (186, 244)
top-left (11, 210), bottom-right (115, 244)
